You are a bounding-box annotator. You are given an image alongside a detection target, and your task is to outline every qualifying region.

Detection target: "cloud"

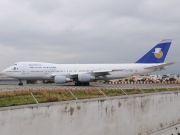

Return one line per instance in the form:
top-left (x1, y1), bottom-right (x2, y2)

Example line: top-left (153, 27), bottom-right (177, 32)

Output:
top-left (0, 0), bottom-right (179, 74)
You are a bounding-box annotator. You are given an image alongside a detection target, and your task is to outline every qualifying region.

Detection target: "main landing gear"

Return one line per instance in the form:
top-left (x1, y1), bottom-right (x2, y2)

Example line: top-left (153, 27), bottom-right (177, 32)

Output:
top-left (75, 82), bottom-right (90, 86)
top-left (19, 80), bottom-right (23, 86)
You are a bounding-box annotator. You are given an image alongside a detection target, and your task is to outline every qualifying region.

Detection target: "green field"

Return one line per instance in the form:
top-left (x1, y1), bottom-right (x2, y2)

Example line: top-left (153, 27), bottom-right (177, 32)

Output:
top-left (0, 87), bottom-right (179, 108)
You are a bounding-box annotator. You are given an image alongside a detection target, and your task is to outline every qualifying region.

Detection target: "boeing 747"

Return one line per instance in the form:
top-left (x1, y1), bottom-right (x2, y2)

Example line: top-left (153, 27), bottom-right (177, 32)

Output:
top-left (3, 39), bottom-right (176, 86)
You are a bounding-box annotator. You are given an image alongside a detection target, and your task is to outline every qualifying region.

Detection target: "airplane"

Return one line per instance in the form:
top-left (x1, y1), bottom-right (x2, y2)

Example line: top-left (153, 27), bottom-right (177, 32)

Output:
top-left (2, 39), bottom-right (176, 86)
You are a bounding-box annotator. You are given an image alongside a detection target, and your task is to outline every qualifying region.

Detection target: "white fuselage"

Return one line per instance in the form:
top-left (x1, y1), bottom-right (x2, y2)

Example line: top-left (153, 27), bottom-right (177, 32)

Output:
top-left (3, 62), bottom-right (160, 81)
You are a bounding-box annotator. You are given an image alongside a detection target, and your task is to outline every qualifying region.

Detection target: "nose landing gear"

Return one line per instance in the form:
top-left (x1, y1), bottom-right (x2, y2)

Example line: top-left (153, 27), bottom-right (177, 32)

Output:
top-left (18, 80), bottom-right (23, 86)
top-left (19, 83), bottom-right (23, 86)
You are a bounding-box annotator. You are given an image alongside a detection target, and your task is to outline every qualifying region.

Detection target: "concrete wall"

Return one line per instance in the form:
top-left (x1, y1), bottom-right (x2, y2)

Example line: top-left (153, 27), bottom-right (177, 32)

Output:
top-left (0, 91), bottom-right (180, 135)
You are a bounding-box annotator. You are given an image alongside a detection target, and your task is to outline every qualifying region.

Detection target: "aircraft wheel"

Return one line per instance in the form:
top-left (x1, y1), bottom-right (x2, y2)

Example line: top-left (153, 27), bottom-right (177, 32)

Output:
top-left (19, 83), bottom-right (23, 86)
top-left (75, 82), bottom-right (89, 86)
top-left (75, 82), bottom-right (79, 86)
top-left (85, 82), bottom-right (89, 86)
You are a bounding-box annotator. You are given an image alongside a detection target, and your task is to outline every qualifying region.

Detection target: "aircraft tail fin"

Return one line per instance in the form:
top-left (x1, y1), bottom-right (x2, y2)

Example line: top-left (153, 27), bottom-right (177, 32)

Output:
top-left (135, 39), bottom-right (172, 63)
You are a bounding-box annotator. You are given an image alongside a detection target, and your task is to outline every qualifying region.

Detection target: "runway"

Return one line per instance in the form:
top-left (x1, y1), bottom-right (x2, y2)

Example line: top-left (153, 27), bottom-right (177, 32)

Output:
top-left (0, 83), bottom-right (179, 91)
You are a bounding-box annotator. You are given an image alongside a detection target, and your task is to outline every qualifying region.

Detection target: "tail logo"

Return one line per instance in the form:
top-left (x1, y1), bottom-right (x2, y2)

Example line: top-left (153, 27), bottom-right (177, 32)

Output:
top-left (153, 48), bottom-right (163, 58)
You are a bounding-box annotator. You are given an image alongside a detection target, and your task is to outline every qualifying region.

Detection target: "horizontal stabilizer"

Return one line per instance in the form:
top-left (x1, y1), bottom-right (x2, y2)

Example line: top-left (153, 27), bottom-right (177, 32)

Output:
top-left (144, 62), bottom-right (177, 69)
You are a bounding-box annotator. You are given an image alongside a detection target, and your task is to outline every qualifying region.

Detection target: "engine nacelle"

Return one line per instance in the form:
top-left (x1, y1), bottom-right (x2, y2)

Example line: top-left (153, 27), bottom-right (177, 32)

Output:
top-left (54, 76), bottom-right (71, 84)
top-left (78, 74), bottom-right (95, 82)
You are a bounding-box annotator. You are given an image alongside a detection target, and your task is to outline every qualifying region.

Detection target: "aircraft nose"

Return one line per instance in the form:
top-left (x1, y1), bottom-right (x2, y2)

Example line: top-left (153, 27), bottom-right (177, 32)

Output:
top-left (2, 68), bottom-right (8, 75)
top-left (2, 69), bottom-right (6, 73)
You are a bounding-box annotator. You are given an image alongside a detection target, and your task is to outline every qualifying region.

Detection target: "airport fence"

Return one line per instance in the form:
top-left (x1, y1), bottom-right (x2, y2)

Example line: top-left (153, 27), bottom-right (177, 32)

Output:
top-left (0, 87), bottom-right (179, 108)
top-left (108, 81), bottom-right (180, 84)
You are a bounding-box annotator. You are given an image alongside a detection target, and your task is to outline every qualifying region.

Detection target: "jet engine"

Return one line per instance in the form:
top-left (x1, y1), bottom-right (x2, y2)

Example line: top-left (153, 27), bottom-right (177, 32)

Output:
top-left (78, 73), bottom-right (95, 82)
top-left (54, 76), bottom-right (71, 84)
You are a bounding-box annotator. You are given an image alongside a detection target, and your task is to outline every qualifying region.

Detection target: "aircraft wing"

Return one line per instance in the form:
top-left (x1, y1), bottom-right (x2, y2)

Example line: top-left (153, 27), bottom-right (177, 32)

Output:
top-left (144, 62), bottom-right (177, 69)
top-left (69, 69), bottom-right (125, 77)
top-left (93, 69), bottom-right (125, 73)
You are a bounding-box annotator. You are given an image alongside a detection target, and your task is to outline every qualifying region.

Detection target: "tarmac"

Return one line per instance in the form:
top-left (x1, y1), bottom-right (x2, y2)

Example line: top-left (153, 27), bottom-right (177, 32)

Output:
top-left (0, 83), bottom-right (179, 91)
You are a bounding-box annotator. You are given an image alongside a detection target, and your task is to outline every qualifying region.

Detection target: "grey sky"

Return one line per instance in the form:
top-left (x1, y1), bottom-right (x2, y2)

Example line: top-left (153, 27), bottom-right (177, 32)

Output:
top-left (0, 0), bottom-right (179, 74)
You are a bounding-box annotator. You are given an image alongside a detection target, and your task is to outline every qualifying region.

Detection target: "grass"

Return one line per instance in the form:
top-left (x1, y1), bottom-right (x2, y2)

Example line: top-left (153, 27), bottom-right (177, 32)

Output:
top-left (0, 95), bottom-right (36, 107)
top-left (124, 89), bottom-right (142, 94)
top-left (101, 89), bottom-right (125, 96)
top-left (72, 89), bottom-right (104, 99)
top-left (0, 87), bottom-right (179, 108)
top-left (141, 88), bottom-right (156, 93)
